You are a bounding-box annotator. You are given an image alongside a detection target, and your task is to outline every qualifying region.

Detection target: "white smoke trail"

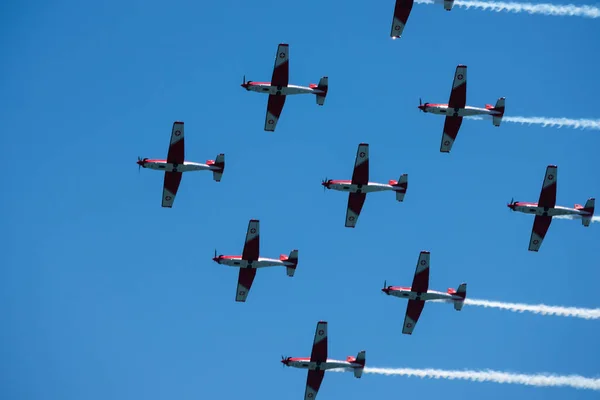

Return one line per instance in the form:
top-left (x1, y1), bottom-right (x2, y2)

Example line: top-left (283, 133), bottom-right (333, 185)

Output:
top-left (463, 298), bottom-right (600, 319)
top-left (415, 0), bottom-right (600, 18)
top-left (553, 215), bottom-right (600, 223)
top-left (361, 367), bottom-right (600, 390)
top-left (465, 115), bottom-right (600, 130)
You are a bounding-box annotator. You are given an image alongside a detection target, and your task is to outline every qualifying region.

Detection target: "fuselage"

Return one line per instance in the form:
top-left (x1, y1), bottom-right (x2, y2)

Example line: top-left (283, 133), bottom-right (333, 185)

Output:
top-left (508, 202), bottom-right (592, 217)
top-left (282, 357), bottom-right (362, 371)
top-left (323, 180), bottom-right (398, 194)
top-left (382, 286), bottom-right (463, 302)
top-left (418, 103), bottom-right (501, 117)
top-left (138, 159), bottom-right (216, 173)
top-left (213, 255), bottom-right (292, 269)
top-left (241, 81), bottom-right (324, 96)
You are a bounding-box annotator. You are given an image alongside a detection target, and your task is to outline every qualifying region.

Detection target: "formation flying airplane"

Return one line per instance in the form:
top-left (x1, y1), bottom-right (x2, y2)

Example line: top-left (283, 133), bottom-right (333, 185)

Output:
top-left (390, 0), bottom-right (455, 39)
top-left (508, 165), bottom-right (595, 252)
top-left (418, 65), bottom-right (505, 153)
top-left (137, 121), bottom-right (225, 208)
top-left (213, 219), bottom-right (298, 302)
top-left (241, 43), bottom-right (328, 132)
top-left (282, 321), bottom-right (365, 400)
top-left (382, 251), bottom-right (467, 335)
top-left (322, 143), bottom-right (408, 228)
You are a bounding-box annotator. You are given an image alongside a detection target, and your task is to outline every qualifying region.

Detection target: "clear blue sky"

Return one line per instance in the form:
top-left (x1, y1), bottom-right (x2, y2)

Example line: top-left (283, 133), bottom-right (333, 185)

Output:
top-left (2, 0), bottom-right (599, 399)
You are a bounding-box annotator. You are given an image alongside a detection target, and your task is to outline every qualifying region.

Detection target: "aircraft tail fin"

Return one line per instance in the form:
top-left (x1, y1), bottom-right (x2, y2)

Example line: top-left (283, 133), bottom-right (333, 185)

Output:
top-left (388, 173), bottom-right (408, 202)
top-left (576, 198), bottom-right (595, 227)
top-left (444, 0), bottom-right (455, 11)
top-left (491, 97), bottom-right (505, 127)
top-left (447, 283), bottom-right (467, 311)
top-left (280, 249), bottom-right (298, 277)
top-left (314, 76), bottom-right (328, 106)
top-left (206, 153), bottom-right (225, 182)
top-left (347, 350), bottom-right (366, 378)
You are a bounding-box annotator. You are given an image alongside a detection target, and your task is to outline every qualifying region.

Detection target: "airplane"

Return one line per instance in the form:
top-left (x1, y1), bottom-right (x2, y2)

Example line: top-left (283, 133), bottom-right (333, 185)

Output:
top-left (508, 165), bottom-right (595, 252)
top-left (240, 43), bottom-right (329, 132)
top-left (321, 143), bottom-right (408, 228)
top-left (444, 0), bottom-right (455, 10)
top-left (390, 0), bottom-right (414, 39)
top-left (212, 219), bottom-right (299, 302)
top-left (381, 251), bottom-right (467, 335)
top-left (137, 121), bottom-right (225, 208)
top-left (281, 321), bottom-right (365, 400)
top-left (418, 64), bottom-right (506, 153)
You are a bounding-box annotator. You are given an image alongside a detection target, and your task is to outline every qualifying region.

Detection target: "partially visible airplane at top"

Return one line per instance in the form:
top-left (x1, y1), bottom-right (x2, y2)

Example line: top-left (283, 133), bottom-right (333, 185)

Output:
top-left (390, 0), bottom-right (454, 39)
top-left (418, 65), bottom-right (505, 153)
top-left (508, 165), bottom-right (595, 252)
top-left (382, 251), bottom-right (467, 335)
top-left (282, 321), bottom-right (365, 400)
top-left (137, 121), bottom-right (225, 208)
top-left (213, 219), bottom-right (298, 302)
top-left (241, 43), bottom-right (328, 132)
top-left (322, 143), bottom-right (408, 228)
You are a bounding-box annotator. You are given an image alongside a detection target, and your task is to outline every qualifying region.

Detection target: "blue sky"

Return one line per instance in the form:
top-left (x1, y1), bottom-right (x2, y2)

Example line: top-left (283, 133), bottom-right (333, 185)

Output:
top-left (2, 0), bottom-right (599, 399)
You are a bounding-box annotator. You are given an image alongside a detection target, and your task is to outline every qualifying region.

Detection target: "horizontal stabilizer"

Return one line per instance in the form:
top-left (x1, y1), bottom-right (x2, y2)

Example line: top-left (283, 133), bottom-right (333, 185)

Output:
top-left (207, 153), bottom-right (225, 182)
top-left (315, 76), bottom-right (328, 106)
top-left (453, 283), bottom-right (467, 311)
top-left (281, 249), bottom-right (298, 277)
top-left (492, 97), bottom-right (505, 127)
top-left (389, 174), bottom-right (408, 202)
top-left (578, 198), bottom-right (595, 227)
top-left (352, 350), bottom-right (365, 378)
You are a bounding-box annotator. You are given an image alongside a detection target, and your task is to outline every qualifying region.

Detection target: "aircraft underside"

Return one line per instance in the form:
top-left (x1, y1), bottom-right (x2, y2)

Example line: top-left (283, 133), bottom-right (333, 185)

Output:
top-left (146, 161), bottom-right (212, 173)
top-left (391, 290), bottom-right (459, 302)
top-left (514, 205), bottom-right (582, 217)
top-left (330, 182), bottom-right (394, 194)
top-left (289, 360), bottom-right (357, 370)
top-left (218, 258), bottom-right (286, 268)
top-left (429, 106), bottom-right (495, 117)
top-left (250, 84), bottom-right (317, 96)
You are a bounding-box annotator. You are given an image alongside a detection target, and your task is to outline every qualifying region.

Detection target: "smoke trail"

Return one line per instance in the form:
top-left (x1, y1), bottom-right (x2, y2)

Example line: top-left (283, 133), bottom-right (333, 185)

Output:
top-left (415, 0), bottom-right (600, 18)
top-left (465, 115), bottom-right (600, 130)
top-left (361, 367), bottom-right (600, 390)
top-left (463, 298), bottom-right (600, 319)
top-left (553, 215), bottom-right (600, 223)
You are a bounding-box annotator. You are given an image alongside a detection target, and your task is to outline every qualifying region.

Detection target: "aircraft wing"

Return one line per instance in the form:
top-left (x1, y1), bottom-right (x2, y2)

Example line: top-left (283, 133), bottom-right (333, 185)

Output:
top-left (264, 95), bottom-right (286, 132)
top-left (310, 321), bottom-right (328, 363)
top-left (162, 172), bottom-right (182, 208)
top-left (448, 65), bottom-right (467, 109)
top-left (167, 121), bottom-right (184, 165)
top-left (440, 116), bottom-right (463, 153)
top-left (390, 0), bottom-right (414, 38)
top-left (402, 299), bottom-right (425, 335)
top-left (345, 193), bottom-right (366, 228)
top-left (271, 43), bottom-right (289, 87)
top-left (242, 219), bottom-right (260, 261)
top-left (351, 143), bottom-right (369, 185)
top-left (235, 268), bottom-right (256, 302)
top-left (411, 251), bottom-right (430, 292)
top-left (537, 165), bottom-right (557, 209)
top-left (304, 370), bottom-right (325, 400)
top-left (529, 215), bottom-right (552, 252)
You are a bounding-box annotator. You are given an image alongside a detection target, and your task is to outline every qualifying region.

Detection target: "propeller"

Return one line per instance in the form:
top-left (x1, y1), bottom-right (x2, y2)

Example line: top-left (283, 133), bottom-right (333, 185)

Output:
top-left (137, 156), bottom-right (143, 173)
top-left (321, 177), bottom-right (328, 192)
top-left (419, 98), bottom-right (422, 106)
top-left (243, 75), bottom-right (246, 84)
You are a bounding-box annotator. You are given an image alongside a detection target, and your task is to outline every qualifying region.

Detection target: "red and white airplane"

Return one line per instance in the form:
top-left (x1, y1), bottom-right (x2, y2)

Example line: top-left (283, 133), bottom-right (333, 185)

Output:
top-left (137, 121), bottom-right (225, 208)
top-left (508, 165), bottom-right (595, 252)
top-left (241, 43), bottom-right (328, 132)
top-left (212, 219), bottom-right (298, 302)
top-left (390, 0), bottom-right (414, 39)
top-left (381, 251), bottom-right (467, 335)
top-left (281, 321), bottom-right (365, 400)
top-left (322, 143), bottom-right (408, 228)
top-left (418, 65), bottom-right (505, 153)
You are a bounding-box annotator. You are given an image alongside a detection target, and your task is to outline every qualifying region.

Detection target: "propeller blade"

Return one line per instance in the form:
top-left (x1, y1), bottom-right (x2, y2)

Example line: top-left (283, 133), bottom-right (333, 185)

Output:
top-left (243, 75), bottom-right (246, 84)
top-left (214, 249), bottom-right (217, 258)
top-left (419, 98), bottom-right (422, 106)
